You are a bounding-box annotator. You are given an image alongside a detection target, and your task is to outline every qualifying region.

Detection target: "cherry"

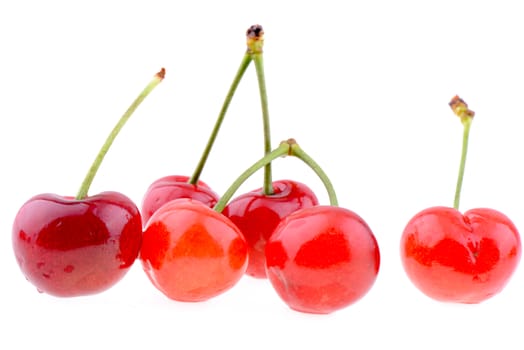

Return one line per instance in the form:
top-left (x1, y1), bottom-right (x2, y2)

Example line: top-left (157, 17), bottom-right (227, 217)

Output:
top-left (141, 26), bottom-right (261, 224)
top-left (265, 205), bottom-right (380, 314)
top-left (140, 198), bottom-right (248, 302)
top-left (12, 68), bottom-right (165, 297)
top-left (401, 206), bottom-right (520, 302)
top-left (141, 175), bottom-right (218, 224)
top-left (215, 139), bottom-right (380, 313)
top-left (400, 96), bottom-right (521, 303)
top-left (222, 180), bottom-right (318, 278)
top-left (13, 192), bottom-right (142, 297)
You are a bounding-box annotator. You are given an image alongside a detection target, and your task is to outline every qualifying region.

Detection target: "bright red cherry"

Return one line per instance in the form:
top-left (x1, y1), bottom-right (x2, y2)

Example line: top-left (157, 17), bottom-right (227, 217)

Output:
top-left (400, 96), bottom-right (522, 303)
top-left (401, 206), bottom-right (521, 303)
top-left (141, 175), bottom-right (219, 225)
top-left (12, 68), bottom-right (165, 297)
top-left (265, 205), bottom-right (380, 314)
top-left (222, 179), bottom-right (318, 278)
top-left (12, 192), bottom-right (142, 297)
top-left (140, 199), bottom-right (248, 302)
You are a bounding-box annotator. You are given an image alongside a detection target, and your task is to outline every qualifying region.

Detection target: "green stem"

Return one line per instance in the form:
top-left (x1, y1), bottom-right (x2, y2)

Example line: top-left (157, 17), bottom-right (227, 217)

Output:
top-left (76, 68), bottom-right (165, 199)
top-left (453, 117), bottom-right (472, 210)
top-left (252, 53), bottom-right (273, 195)
top-left (188, 54), bottom-right (253, 185)
top-left (290, 143), bottom-right (338, 206)
top-left (214, 139), bottom-right (339, 212)
top-left (247, 24), bottom-right (273, 195)
top-left (214, 141), bottom-right (290, 213)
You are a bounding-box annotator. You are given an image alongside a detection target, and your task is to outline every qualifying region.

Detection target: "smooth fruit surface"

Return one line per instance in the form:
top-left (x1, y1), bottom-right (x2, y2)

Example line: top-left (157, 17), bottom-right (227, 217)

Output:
top-left (222, 179), bottom-right (318, 278)
top-left (140, 198), bottom-right (248, 302)
top-left (141, 175), bottom-right (219, 225)
top-left (12, 191), bottom-right (142, 297)
top-left (265, 205), bottom-right (380, 314)
top-left (400, 206), bottom-right (521, 303)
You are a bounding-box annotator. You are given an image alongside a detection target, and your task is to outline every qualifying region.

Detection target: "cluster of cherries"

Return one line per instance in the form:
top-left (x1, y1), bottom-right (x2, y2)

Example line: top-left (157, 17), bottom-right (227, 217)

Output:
top-left (11, 25), bottom-right (522, 314)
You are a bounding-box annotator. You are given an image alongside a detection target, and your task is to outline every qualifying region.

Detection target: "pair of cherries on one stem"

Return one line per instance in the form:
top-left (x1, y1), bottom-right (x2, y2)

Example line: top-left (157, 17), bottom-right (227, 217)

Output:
top-left (141, 139), bottom-right (381, 314)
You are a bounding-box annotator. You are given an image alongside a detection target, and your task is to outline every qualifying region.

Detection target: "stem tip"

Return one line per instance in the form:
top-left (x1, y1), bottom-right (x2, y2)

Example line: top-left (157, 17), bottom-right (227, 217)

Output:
top-left (246, 24), bottom-right (264, 54)
top-left (449, 95), bottom-right (474, 122)
top-left (156, 68), bottom-right (166, 80)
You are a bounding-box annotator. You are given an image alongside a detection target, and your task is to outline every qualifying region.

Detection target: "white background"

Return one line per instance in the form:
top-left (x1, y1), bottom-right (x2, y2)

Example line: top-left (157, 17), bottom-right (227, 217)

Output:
top-left (2, 1), bottom-right (524, 349)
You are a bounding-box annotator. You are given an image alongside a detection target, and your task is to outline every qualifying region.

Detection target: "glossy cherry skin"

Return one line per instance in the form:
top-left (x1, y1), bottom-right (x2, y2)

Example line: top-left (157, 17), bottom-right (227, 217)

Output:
top-left (140, 198), bottom-right (248, 302)
top-left (265, 205), bottom-right (380, 314)
top-left (141, 175), bottom-right (220, 225)
top-left (222, 179), bottom-right (318, 278)
top-left (400, 206), bottom-right (522, 303)
top-left (12, 191), bottom-right (142, 297)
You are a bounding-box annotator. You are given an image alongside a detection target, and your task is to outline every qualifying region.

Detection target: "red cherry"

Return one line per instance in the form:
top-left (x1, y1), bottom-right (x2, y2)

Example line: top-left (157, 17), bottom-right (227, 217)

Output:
top-left (140, 198), bottom-right (248, 302)
top-left (400, 206), bottom-right (521, 303)
top-left (222, 179), bottom-right (318, 278)
top-left (11, 68), bottom-right (164, 297)
top-left (265, 205), bottom-right (380, 314)
top-left (12, 192), bottom-right (142, 297)
top-left (141, 175), bottom-right (219, 225)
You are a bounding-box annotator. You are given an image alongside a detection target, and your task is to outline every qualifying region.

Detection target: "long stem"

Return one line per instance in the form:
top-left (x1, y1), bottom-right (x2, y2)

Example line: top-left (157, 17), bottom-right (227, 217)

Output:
top-left (188, 54), bottom-right (253, 185)
top-left (449, 95), bottom-right (475, 210)
top-left (252, 53), bottom-right (273, 195)
top-left (76, 68), bottom-right (165, 199)
top-left (290, 143), bottom-right (338, 206)
top-left (247, 24), bottom-right (273, 195)
top-left (453, 118), bottom-right (472, 210)
top-left (214, 141), bottom-right (290, 212)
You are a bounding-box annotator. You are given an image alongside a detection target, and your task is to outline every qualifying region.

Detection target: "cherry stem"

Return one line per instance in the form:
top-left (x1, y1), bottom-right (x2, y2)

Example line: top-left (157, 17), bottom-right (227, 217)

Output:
top-left (290, 143), bottom-right (338, 207)
top-left (213, 139), bottom-right (338, 213)
top-left (449, 95), bottom-right (475, 210)
top-left (188, 54), bottom-right (253, 185)
top-left (247, 24), bottom-right (273, 195)
top-left (76, 68), bottom-right (166, 199)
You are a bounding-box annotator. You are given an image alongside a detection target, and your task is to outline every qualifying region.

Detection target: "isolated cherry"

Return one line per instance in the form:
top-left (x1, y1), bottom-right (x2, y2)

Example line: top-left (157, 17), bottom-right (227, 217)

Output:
top-left (222, 180), bottom-right (318, 278)
top-left (401, 206), bottom-right (520, 302)
top-left (400, 96), bottom-right (521, 303)
top-left (13, 192), bottom-right (142, 297)
top-left (140, 198), bottom-right (248, 302)
top-left (265, 205), bottom-right (380, 314)
top-left (12, 69), bottom-right (165, 297)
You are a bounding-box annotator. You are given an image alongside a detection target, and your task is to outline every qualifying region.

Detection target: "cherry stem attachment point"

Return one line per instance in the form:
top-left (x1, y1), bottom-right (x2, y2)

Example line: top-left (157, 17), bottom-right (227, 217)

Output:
top-left (213, 139), bottom-right (338, 213)
top-left (76, 68), bottom-right (166, 200)
top-left (247, 24), bottom-right (273, 195)
top-left (189, 54), bottom-right (253, 185)
top-left (449, 95), bottom-right (475, 210)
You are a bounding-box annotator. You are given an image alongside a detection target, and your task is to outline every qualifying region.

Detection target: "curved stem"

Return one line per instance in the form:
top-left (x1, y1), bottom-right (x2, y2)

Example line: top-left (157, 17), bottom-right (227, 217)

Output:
top-left (290, 143), bottom-right (338, 206)
top-left (213, 141), bottom-right (290, 213)
top-left (188, 54), bottom-right (253, 185)
top-left (76, 68), bottom-right (165, 199)
top-left (453, 118), bottom-right (472, 210)
top-left (214, 138), bottom-right (339, 212)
